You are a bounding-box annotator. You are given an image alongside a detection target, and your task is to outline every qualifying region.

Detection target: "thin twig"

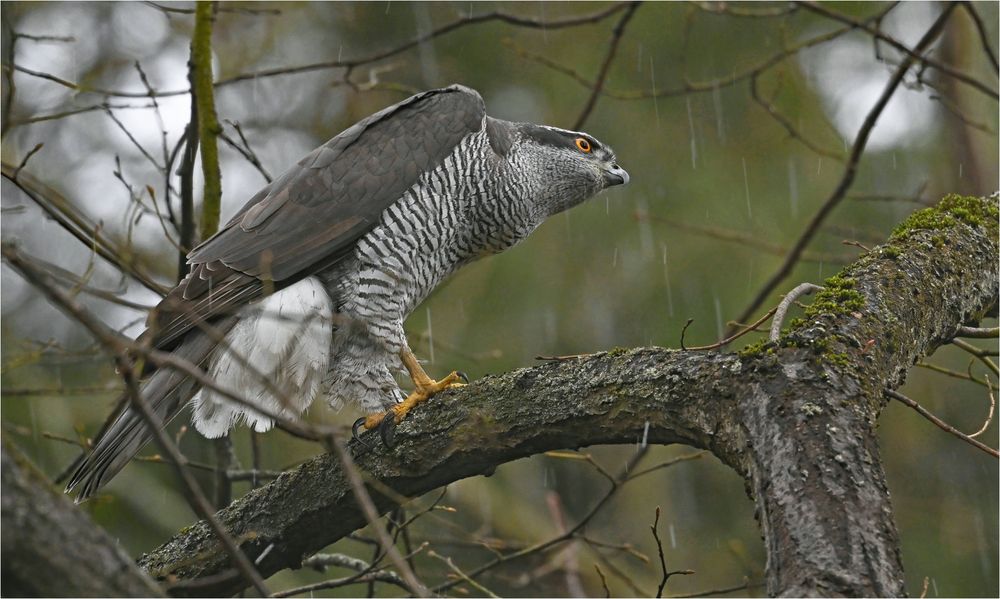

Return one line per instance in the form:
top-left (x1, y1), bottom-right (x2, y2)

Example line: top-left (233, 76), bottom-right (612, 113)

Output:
top-left (433, 447), bottom-right (671, 593)
top-left (770, 283), bottom-right (824, 341)
top-left (594, 563), bottom-right (611, 598)
top-left (750, 72), bottom-right (844, 161)
top-left (510, 3), bottom-right (897, 102)
top-left (321, 432), bottom-right (429, 596)
top-left (572, 2), bottom-right (640, 130)
top-left (960, 1), bottom-right (999, 72)
top-left (955, 326), bottom-right (999, 339)
top-left (968, 375), bottom-right (995, 439)
top-left (1, 164), bottom-right (169, 296)
top-left (915, 361), bottom-right (988, 386)
top-left (669, 578), bottom-right (762, 598)
top-left (887, 389), bottom-right (999, 458)
top-left (732, 3), bottom-right (958, 333)
top-left (12, 143), bottom-right (44, 179)
top-left (797, 1), bottom-right (998, 100)
top-left (652, 506), bottom-right (668, 598)
top-left (428, 550), bottom-right (501, 598)
top-left (686, 307), bottom-right (778, 351)
top-left (1, 243), bottom-right (271, 596)
top-left (6, 3), bottom-right (631, 98)
top-left (951, 338), bottom-right (1000, 376)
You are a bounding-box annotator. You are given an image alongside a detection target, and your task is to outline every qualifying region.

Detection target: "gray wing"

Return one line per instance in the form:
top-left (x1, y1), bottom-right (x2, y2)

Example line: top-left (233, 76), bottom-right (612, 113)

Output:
top-left (147, 84), bottom-right (486, 351)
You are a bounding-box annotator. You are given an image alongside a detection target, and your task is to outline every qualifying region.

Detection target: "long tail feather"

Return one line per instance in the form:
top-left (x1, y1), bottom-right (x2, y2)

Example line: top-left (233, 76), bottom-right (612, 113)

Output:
top-left (65, 327), bottom-right (222, 501)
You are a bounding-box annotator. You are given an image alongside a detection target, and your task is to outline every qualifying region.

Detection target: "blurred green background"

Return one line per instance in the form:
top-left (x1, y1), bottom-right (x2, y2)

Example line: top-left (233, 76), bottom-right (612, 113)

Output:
top-left (2, 2), bottom-right (997, 597)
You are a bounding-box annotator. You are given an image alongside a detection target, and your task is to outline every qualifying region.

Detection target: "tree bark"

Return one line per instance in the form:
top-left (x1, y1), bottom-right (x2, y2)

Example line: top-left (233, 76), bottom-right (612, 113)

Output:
top-left (1, 441), bottom-right (165, 598)
top-left (129, 194), bottom-right (996, 596)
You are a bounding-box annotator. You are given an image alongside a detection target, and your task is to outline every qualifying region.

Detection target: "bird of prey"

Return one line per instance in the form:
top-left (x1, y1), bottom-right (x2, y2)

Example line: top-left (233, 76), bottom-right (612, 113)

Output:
top-left (66, 84), bottom-right (629, 500)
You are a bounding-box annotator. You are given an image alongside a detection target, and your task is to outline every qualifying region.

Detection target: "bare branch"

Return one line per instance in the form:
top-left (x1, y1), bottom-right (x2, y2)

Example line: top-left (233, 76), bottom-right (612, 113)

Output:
top-left (572, 2), bottom-right (640, 130)
top-left (798, 1), bottom-right (998, 100)
top-left (732, 3), bottom-right (958, 332)
top-left (887, 390), bottom-right (998, 458)
top-left (770, 283), bottom-right (824, 341)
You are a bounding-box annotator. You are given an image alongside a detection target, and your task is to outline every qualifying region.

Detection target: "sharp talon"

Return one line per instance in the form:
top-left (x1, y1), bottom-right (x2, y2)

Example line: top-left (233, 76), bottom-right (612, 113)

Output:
top-left (456, 371), bottom-right (470, 384)
top-left (379, 415), bottom-right (397, 448)
top-left (352, 417), bottom-right (370, 446)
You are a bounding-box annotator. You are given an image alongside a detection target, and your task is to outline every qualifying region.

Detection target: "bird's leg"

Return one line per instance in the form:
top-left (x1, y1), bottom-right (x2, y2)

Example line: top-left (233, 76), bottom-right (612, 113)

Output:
top-left (352, 348), bottom-right (467, 446)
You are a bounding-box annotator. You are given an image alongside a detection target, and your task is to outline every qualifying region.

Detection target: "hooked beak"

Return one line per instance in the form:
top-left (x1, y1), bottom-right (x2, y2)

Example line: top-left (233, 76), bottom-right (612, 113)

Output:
top-left (603, 163), bottom-right (630, 187)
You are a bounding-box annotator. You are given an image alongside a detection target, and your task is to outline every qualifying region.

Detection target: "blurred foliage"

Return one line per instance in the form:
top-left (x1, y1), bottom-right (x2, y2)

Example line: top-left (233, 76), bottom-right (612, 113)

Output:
top-left (1, 1), bottom-right (997, 597)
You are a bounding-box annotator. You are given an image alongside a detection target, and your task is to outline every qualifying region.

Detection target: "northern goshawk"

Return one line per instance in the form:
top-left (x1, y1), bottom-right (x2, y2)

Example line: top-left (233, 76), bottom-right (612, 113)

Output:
top-left (66, 84), bottom-right (629, 500)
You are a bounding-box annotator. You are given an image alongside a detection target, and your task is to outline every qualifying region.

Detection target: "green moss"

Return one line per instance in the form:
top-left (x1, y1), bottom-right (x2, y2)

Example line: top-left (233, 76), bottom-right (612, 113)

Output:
top-left (803, 274), bottom-right (865, 319)
top-left (738, 339), bottom-right (772, 358)
top-left (825, 351), bottom-right (851, 368)
top-left (890, 194), bottom-right (999, 241)
top-left (606, 346), bottom-right (629, 357)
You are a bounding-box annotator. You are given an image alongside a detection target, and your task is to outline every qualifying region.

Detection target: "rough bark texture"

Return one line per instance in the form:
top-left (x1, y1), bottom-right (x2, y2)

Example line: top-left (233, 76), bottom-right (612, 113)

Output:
top-left (1, 441), bottom-right (165, 598)
top-left (129, 194), bottom-right (996, 597)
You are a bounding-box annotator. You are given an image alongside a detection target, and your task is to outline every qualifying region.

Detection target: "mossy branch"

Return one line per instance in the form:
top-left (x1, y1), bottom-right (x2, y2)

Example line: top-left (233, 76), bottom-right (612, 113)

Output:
top-left (136, 195), bottom-right (998, 597)
top-left (191, 1), bottom-right (222, 240)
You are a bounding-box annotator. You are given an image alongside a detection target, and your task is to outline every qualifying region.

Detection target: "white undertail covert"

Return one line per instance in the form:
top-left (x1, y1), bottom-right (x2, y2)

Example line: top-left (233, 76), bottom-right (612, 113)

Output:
top-left (191, 277), bottom-right (333, 437)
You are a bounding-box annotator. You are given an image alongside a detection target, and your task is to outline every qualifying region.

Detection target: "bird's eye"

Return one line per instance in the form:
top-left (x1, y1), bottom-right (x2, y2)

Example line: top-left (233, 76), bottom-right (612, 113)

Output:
top-left (575, 138), bottom-right (592, 153)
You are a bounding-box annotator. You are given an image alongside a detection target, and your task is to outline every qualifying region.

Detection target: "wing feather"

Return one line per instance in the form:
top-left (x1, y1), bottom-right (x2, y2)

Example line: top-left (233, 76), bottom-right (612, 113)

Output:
top-left (146, 84), bottom-right (486, 351)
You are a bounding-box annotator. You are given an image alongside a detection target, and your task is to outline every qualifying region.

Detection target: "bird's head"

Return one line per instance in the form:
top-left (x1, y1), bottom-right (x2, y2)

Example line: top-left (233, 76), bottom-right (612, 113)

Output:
top-left (515, 123), bottom-right (629, 217)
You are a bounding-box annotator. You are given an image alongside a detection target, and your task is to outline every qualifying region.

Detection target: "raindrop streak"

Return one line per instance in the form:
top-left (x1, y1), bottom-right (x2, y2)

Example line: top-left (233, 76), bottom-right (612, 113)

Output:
top-left (788, 157), bottom-right (799, 219)
top-left (892, 152), bottom-right (896, 170)
top-left (668, 523), bottom-right (677, 549)
top-left (337, 44), bottom-right (343, 62)
top-left (636, 197), bottom-right (654, 258)
top-left (413, 3), bottom-right (440, 85)
top-left (714, 296), bottom-right (724, 341)
top-left (29, 401), bottom-right (38, 442)
top-left (959, 163), bottom-right (963, 178)
top-left (662, 243), bottom-right (674, 318)
top-left (742, 157), bottom-right (752, 219)
top-left (425, 306), bottom-right (434, 364)
top-left (650, 57), bottom-right (660, 130)
top-left (540, 2), bottom-right (547, 43)
top-left (972, 510), bottom-right (992, 583)
top-left (686, 97), bottom-right (697, 169)
top-left (641, 421), bottom-right (649, 447)
top-left (713, 81), bottom-right (726, 143)
top-left (816, 158), bottom-right (823, 176)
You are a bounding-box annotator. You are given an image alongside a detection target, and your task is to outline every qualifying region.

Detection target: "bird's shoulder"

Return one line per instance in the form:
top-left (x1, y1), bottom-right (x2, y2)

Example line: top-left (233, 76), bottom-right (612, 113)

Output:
top-left (145, 85), bottom-right (488, 350)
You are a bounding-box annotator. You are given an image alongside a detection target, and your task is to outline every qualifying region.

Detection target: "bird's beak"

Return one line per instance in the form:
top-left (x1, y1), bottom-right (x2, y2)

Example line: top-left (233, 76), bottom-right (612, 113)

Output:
top-left (603, 163), bottom-right (630, 187)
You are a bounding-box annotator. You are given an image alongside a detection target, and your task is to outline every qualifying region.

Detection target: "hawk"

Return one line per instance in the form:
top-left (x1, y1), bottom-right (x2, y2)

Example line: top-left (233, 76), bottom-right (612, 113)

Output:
top-left (66, 84), bottom-right (629, 500)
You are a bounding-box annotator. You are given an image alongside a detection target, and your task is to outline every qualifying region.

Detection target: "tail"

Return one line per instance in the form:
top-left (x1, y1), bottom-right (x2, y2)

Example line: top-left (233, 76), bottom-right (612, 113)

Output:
top-left (65, 328), bottom-right (221, 502)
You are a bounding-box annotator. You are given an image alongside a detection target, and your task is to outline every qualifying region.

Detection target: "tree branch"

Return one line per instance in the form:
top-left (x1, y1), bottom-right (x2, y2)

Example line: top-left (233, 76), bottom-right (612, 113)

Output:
top-left (1, 441), bottom-right (165, 597)
top-left (191, 1), bottom-right (222, 242)
top-left (731, 3), bottom-right (958, 333)
top-left (137, 194), bottom-right (998, 597)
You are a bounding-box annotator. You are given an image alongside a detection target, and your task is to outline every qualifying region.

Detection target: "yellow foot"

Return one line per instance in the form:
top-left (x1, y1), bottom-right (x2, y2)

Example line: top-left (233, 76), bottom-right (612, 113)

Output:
top-left (352, 369), bottom-right (468, 447)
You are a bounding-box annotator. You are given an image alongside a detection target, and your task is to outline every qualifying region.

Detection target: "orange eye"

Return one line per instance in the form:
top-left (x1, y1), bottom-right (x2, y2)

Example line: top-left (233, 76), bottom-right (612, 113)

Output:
top-left (575, 137), bottom-right (592, 153)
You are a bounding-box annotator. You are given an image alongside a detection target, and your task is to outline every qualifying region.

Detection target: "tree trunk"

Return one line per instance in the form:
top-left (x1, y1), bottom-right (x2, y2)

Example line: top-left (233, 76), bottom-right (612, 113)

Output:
top-left (133, 194), bottom-right (997, 597)
top-left (1, 441), bottom-right (165, 598)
